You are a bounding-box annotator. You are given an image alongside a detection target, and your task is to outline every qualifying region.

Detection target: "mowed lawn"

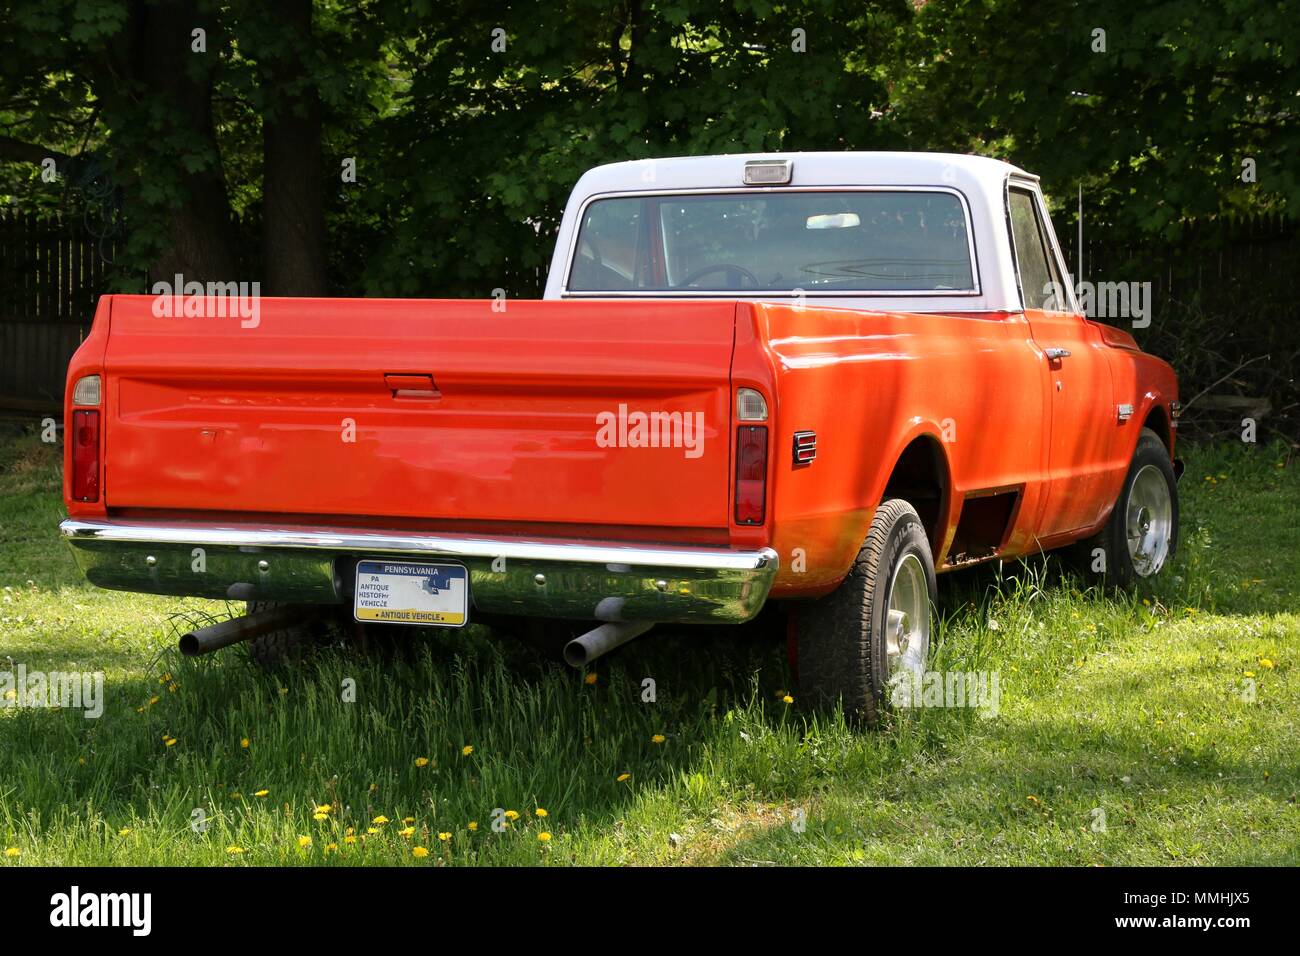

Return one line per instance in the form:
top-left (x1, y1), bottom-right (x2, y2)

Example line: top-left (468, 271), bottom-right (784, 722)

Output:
top-left (0, 425), bottom-right (1296, 866)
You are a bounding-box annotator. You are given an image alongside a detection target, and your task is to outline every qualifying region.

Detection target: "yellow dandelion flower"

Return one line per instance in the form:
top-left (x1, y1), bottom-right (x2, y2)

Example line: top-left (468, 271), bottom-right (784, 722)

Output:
top-left (240, 738), bottom-right (250, 749)
top-left (398, 826), bottom-right (415, 838)
top-left (118, 827), bottom-right (132, 837)
top-left (504, 810), bottom-right (520, 821)
top-left (1260, 658), bottom-right (1276, 670)
top-left (315, 804), bottom-right (332, 814)
top-left (4, 848), bottom-right (20, 857)
top-left (617, 773), bottom-right (632, 783)
top-left (467, 821), bottom-right (478, 832)
top-left (462, 745), bottom-right (474, 757)
top-left (344, 835), bottom-right (357, 845)
top-left (366, 827), bottom-right (379, 835)
top-left (438, 832), bottom-right (451, 842)
top-left (414, 757), bottom-right (430, 768)
top-left (412, 846), bottom-right (429, 858)
top-left (1244, 671), bottom-right (1256, 678)
top-left (372, 815), bottom-right (389, 825)
top-left (149, 696), bottom-right (159, 705)
top-left (535, 808), bottom-right (548, 818)
top-left (297, 836), bottom-right (312, 848)
top-left (164, 738), bottom-right (177, 747)
top-left (313, 812), bottom-right (329, 821)
top-left (782, 695), bottom-right (794, 704)
top-left (254, 789), bottom-right (270, 798)
top-left (538, 832), bottom-right (552, 843)
top-left (651, 734), bottom-right (666, 744)
top-left (225, 846), bottom-right (244, 855)
top-left (325, 843), bottom-right (338, 852)
top-left (403, 816), bottom-right (415, 824)
top-left (584, 672), bottom-right (598, 685)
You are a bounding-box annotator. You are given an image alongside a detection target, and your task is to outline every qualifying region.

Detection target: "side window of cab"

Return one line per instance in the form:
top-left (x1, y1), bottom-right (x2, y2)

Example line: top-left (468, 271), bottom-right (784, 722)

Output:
top-left (1007, 187), bottom-right (1069, 312)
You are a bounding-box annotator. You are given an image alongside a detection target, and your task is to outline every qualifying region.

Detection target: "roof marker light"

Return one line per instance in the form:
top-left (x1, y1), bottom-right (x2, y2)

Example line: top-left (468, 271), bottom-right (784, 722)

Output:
top-left (743, 160), bottom-right (792, 185)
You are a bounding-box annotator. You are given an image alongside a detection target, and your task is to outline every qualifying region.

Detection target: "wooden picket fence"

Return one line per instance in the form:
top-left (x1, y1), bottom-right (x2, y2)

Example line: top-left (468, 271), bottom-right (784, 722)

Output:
top-left (0, 209), bottom-right (124, 411)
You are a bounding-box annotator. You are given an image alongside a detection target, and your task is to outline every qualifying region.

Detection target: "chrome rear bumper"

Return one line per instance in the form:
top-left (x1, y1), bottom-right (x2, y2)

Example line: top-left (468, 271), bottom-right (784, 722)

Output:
top-left (59, 519), bottom-right (778, 624)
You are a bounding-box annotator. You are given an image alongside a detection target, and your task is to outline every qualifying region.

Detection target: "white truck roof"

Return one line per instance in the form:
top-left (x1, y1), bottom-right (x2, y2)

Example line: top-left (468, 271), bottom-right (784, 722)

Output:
top-left (544, 151), bottom-right (1070, 314)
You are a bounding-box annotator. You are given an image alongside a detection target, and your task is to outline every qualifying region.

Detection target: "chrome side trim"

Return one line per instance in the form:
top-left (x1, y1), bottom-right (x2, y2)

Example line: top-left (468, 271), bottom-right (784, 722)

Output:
top-left (60, 519), bottom-right (779, 624)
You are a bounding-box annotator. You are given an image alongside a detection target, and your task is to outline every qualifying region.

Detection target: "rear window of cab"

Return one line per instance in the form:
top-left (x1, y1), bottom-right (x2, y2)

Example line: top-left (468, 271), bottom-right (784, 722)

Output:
top-left (567, 190), bottom-right (976, 294)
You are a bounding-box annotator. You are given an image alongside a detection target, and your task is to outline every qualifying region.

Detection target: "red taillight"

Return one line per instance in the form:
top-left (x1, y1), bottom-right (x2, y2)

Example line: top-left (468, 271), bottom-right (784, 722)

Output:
top-left (735, 425), bottom-right (768, 525)
top-left (72, 409), bottom-right (100, 502)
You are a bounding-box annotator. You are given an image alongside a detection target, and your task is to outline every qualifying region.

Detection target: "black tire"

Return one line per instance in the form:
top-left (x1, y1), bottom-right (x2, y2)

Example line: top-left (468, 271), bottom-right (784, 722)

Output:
top-left (1075, 428), bottom-right (1179, 589)
top-left (245, 601), bottom-right (328, 669)
top-left (797, 498), bottom-right (937, 724)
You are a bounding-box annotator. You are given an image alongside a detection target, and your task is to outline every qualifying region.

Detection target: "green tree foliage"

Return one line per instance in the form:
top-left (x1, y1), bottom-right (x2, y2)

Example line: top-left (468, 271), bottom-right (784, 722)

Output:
top-left (0, 0), bottom-right (1296, 292)
top-left (895, 0), bottom-right (1300, 235)
top-left (357, 0), bottom-right (910, 295)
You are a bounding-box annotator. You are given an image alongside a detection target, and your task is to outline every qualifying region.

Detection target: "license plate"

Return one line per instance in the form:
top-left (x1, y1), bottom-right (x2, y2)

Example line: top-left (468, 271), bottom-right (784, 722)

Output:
top-left (353, 560), bottom-right (469, 627)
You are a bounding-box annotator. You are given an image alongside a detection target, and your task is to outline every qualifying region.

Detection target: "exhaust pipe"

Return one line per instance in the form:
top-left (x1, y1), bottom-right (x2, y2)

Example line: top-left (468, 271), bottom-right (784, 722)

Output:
top-left (563, 620), bottom-right (653, 668)
top-left (179, 605), bottom-right (317, 657)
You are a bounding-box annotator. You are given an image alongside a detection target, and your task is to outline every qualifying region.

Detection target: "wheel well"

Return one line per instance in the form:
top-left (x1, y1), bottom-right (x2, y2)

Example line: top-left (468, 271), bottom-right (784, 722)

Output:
top-left (1143, 405), bottom-right (1171, 452)
top-left (881, 436), bottom-right (949, 553)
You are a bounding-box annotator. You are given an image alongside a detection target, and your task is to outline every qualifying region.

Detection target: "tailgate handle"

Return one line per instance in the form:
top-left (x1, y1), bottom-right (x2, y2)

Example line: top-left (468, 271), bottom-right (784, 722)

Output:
top-left (384, 373), bottom-right (441, 397)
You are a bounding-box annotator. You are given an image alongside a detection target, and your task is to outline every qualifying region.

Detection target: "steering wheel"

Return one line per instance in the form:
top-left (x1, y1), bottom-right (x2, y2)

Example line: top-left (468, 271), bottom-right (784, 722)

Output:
top-left (679, 263), bottom-right (761, 289)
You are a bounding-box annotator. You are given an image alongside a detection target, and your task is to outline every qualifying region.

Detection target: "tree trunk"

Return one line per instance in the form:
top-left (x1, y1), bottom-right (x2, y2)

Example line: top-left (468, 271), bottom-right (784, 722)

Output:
top-left (134, 0), bottom-right (239, 285)
top-left (258, 0), bottom-right (328, 296)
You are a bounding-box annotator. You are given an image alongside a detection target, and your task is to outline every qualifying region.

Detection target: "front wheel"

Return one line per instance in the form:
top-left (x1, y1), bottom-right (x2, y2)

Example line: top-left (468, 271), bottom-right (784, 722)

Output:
top-left (797, 498), bottom-right (937, 724)
top-left (1076, 428), bottom-right (1179, 588)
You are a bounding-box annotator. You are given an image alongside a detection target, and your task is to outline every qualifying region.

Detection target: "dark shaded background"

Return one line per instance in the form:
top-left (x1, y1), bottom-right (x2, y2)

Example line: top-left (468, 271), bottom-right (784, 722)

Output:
top-left (0, 0), bottom-right (1295, 439)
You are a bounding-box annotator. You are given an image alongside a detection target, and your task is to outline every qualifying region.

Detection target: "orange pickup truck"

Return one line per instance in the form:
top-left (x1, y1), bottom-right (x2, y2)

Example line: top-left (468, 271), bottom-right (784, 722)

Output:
top-left (60, 152), bottom-right (1181, 721)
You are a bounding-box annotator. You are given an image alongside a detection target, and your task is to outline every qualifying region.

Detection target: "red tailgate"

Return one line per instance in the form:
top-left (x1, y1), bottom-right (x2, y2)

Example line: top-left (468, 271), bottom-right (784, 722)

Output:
top-left (100, 296), bottom-right (736, 532)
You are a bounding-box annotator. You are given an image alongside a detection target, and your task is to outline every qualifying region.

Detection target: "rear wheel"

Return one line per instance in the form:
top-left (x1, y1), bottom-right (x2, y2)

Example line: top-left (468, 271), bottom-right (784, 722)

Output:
top-left (797, 498), bottom-right (936, 724)
top-left (1076, 428), bottom-right (1179, 588)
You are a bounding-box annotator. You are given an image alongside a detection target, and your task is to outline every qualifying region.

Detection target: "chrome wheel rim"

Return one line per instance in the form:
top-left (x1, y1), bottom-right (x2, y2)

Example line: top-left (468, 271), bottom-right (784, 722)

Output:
top-left (1126, 464), bottom-right (1173, 577)
top-left (885, 552), bottom-right (930, 681)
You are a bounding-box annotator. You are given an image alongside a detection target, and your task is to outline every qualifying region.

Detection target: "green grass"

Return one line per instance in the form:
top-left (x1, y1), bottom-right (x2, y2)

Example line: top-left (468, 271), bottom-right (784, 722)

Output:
top-left (0, 425), bottom-right (1296, 866)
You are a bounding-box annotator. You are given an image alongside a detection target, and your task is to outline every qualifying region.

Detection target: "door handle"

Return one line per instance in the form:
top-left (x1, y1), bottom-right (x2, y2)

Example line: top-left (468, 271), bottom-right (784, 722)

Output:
top-left (1044, 348), bottom-right (1071, 361)
top-left (384, 373), bottom-right (441, 397)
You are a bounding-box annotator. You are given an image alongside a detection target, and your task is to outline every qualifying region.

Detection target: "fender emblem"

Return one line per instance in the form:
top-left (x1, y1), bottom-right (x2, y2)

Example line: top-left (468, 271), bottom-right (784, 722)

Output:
top-left (1117, 403), bottom-right (1134, 422)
